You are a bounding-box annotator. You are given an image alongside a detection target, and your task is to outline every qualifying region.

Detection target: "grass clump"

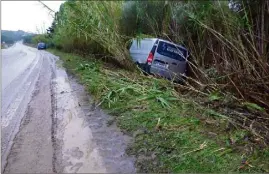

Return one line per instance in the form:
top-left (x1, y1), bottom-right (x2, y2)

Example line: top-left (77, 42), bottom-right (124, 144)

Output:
top-left (48, 48), bottom-right (269, 173)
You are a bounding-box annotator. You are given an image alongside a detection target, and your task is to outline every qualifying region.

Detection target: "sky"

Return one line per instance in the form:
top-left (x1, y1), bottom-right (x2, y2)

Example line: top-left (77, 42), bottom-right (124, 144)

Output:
top-left (1, 1), bottom-right (64, 33)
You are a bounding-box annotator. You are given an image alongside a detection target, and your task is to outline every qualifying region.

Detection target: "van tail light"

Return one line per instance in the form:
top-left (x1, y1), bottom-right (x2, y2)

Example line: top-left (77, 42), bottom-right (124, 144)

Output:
top-left (147, 52), bottom-right (154, 64)
top-left (146, 41), bottom-right (158, 65)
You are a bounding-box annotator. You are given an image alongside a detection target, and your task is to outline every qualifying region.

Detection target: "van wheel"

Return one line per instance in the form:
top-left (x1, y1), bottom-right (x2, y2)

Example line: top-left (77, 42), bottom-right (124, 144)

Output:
top-left (136, 63), bottom-right (149, 76)
top-left (142, 70), bottom-right (149, 76)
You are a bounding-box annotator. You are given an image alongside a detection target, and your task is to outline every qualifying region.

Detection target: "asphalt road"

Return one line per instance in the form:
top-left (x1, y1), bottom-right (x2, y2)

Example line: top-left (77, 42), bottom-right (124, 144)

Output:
top-left (1, 42), bottom-right (135, 173)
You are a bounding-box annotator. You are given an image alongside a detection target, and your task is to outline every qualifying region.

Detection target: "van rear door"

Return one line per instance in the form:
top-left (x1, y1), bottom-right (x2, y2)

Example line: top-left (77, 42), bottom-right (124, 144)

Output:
top-left (129, 39), bottom-right (157, 64)
top-left (152, 41), bottom-right (188, 75)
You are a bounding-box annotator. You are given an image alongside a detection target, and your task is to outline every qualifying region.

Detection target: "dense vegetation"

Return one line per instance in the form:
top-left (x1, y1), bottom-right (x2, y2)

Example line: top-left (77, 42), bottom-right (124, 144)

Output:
top-left (42, 0), bottom-right (269, 138)
top-left (46, 0), bottom-right (269, 102)
top-left (39, 0), bottom-right (269, 172)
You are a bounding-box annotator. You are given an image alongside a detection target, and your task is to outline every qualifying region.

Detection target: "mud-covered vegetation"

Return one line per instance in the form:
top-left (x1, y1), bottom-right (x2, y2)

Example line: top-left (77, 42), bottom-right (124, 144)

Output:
top-left (40, 0), bottom-right (269, 172)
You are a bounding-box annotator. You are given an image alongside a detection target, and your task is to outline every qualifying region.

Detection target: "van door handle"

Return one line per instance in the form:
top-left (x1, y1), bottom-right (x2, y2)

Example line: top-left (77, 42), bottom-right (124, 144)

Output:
top-left (172, 62), bottom-right (177, 65)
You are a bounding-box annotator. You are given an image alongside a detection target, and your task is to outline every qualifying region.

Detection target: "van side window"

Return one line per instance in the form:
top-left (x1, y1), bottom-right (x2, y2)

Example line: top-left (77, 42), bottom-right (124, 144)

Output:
top-left (156, 41), bottom-right (187, 61)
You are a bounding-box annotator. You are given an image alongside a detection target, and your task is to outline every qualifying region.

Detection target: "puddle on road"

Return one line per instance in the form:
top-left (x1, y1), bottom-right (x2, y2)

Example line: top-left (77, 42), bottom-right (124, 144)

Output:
top-left (52, 60), bottom-right (136, 173)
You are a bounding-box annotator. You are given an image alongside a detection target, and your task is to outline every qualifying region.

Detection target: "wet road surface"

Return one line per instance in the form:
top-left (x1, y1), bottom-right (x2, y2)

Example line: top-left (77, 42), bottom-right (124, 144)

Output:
top-left (1, 42), bottom-right (136, 173)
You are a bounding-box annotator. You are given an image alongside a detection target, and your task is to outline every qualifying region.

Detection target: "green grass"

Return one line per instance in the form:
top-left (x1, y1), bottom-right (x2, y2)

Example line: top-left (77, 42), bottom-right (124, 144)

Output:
top-left (48, 48), bottom-right (269, 173)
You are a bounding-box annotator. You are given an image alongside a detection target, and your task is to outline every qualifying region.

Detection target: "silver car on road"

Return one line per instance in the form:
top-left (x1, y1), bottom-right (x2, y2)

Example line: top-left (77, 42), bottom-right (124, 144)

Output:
top-left (129, 38), bottom-right (189, 82)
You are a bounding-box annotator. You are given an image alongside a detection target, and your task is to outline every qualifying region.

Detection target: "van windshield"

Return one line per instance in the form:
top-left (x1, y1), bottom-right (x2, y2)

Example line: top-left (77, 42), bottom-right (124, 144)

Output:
top-left (156, 41), bottom-right (187, 61)
top-left (38, 43), bottom-right (45, 47)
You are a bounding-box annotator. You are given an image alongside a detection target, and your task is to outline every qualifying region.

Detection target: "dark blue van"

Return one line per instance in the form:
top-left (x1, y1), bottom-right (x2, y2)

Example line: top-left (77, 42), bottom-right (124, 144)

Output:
top-left (37, 42), bottom-right (46, 50)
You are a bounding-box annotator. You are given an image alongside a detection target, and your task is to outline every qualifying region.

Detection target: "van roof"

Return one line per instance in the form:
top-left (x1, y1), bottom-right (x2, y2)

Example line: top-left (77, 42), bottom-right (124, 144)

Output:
top-left (132, 38), bottom-right (187, 50)
top-left (132, 38), bottom-right (157, 41)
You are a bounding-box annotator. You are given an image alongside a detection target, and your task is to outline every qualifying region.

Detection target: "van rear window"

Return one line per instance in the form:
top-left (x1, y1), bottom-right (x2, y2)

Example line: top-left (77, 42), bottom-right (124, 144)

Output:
top-left (156, 41), bottom-right (187, 61)
top-left (130, 40), bottom-right (155, 51)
